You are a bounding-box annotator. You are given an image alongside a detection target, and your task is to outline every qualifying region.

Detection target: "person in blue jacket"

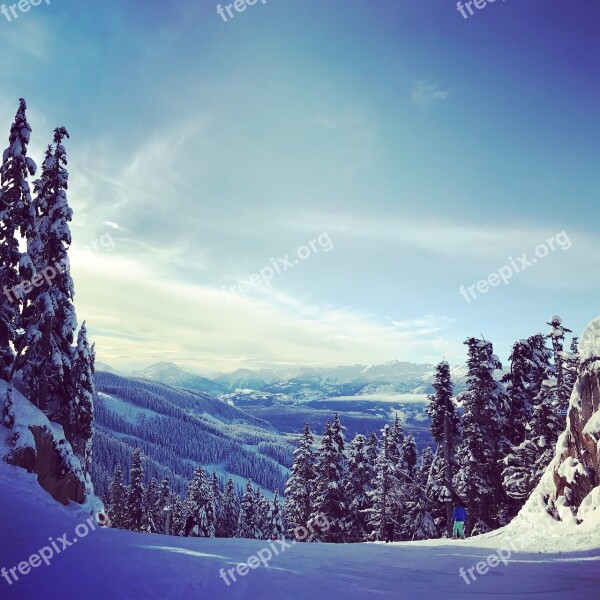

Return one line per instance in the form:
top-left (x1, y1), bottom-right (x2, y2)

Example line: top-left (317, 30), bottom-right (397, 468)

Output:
top-left (452, 504), bottom-right (467, 539)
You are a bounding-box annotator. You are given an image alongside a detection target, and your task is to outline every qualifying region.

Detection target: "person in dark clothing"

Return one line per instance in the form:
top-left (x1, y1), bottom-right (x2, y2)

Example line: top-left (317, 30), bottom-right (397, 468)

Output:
top-left (184, 514), bottom-right (196, 537)
top-left (384, 520), bottom-right (395, 543)
top-left (452, 504), bottom-right (467, 539)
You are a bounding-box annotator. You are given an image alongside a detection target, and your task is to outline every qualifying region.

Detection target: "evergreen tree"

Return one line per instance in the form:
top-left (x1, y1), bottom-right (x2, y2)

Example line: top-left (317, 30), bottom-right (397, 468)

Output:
top-left (366, 431), bottom-right (379, 469)
top-left (403, 447), bottom-right (438, 541)
top-left (284, 423), bottom-right (316, 537)
top-left (210, 472), bottom-right (225, 537)
top-left (0, 99), bottom-right (36, 379)
top-left (186, 465), bottom-right (216, 537)
top-left (546, 316), bottom-right (572, 408)
top-left (344, 433), bottom-right (373, 542)
top-left (170, 494), bottom-right (186, 537)
top-left (267, 490), bottom-right (285, 539)
top-left (309, 420), bottom-right (348, 542)
top-left (368, 425), bottom-right (395, 541)
top-left (564, 336), bottom-right (580, 399)
top-left (454, 338), bottom-right (510, 533)
top-left (156, 475), bottom-right (172, 535)
top-left (236, 480), bottom-right (259, 539)
top-left (502, 333), bottom-right (554, 514)
top-left (426, 361), bottom-right (459, 535)
top-left (20, 127), bottom-right (76, 425)
top-left (143, 478), bottom-right (159, 533)
top-left (220, 478), bottom-right (239, 538)
top-left (253, 486), bottom-right (270, 539)
top-left (108, 463), bottom-right (127, 529)
top-left (70, 322), bottom-right (95, 473)
top-left (126, 449), bottom-right (144, 532)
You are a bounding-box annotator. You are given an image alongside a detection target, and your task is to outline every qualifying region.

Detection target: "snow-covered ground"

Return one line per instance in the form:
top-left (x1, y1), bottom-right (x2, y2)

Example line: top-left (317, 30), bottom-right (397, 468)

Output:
top-left (1, 460), bottom-right (599, 600)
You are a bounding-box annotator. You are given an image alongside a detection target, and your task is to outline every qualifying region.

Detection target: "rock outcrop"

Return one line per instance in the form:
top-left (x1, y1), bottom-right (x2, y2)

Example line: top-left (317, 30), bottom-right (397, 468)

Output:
top-left (1, 381), bottom-right (99, 509)
top-left (507, 316), bottom-right (600, 548)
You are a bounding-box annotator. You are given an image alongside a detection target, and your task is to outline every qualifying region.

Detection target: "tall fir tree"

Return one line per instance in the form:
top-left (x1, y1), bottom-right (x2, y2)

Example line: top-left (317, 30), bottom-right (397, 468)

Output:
top-left (454, 338), bottom-right (510, 533)
top-left (267, 490), bottom-right (285, 539)
top-left (308, 420), bottom-right (347, 542)
top-left (126, 449), bottom-right (145, 532)
top-left (426, 361), bottom-right (459, 535)
top-left (344, 433), bottom-right (373, 542)
top-left (220, 478), bottom-right (239, 538)
top-left (142, 478), bottom-right (159, 533)
top-left (368, 425), bottom-right (396, 541)
top-left (284, 423), bottom-right (316, 537)
top-left (156, 475), bottom-right (172, 534)
top-left (403, 447), bottom-right (438, 541)
top-left (236, 479), bottom-right (259, 539)
top-left (0, 99), bottom-right (36, 379)
top-left (186, 465), bottom-right (216, 537)
top-left (20, 127), bottom-right (76, 425)
top-left (502, 333), bottom-right (554, 513)
top-left (546, 315), bottom-right (573, 411)
top-left (108, 463), bottom-right (127, 529)
top-left (70, 322), bottom-right (95, 473)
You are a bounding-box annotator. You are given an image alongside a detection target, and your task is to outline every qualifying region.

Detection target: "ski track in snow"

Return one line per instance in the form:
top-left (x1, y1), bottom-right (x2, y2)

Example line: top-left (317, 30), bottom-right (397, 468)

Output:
top-left (1, 461), bottom-right (599, 600)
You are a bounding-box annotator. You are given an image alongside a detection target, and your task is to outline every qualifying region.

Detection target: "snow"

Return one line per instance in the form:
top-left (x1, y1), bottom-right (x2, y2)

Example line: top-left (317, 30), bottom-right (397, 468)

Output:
top-left (1, 459), bottom-right (599, 599)
top-left (579, 315), bottom-right (600, 361)
top-left (0, 380), bottom-right (102, 516)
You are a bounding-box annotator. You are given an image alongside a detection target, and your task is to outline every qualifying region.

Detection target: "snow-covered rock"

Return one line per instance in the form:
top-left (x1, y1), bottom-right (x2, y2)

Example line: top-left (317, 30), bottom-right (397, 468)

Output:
top-left (500, 315), bottom-right (600, 550)
top-left (1, 380), bottom-right (102, 512)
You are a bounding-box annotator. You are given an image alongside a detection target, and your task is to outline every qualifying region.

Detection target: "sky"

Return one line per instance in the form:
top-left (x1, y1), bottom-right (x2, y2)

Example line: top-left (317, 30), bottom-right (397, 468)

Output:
top-left (0, 0), bottom-right (598, 374)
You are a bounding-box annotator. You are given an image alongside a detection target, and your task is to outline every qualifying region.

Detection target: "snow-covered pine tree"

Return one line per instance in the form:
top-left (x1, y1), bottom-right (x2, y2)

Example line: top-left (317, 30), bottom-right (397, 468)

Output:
top-left (210, 471), bottom-right (225, 537)
top-left (502, 333), bottom-right (554, 517)
top-left (284, 423), bottom-right (316, 537)
top-left (70, 322), bottom-right (95, 473)
top-left (564, 336), bottom-right (580, 401)
top-left (388, 413), bottom-right (405, 464)
top-left (426, 361), bottom-right (459, 535)
top-left (253, 486), bottom-right (270, 540)
top-left (170, 494), bottom-right (186, 537)
top-left (186, 465), bottom-right (216, 537)
top-left (236, 479), bottom-right (259, 539)
top-left (220, 477), bottom-right (239, 538)
top-left (156, 475), bottom-right (172, 534)
top-left (403, 447), bottom-right (438, 541)
top-left (108, 463), bottom-right (127, 529)
top-left (126, 449), bottom-right (145, 532)
top-left (308, 420), bottom-right (348, 542)
top-left (344, 433), bottom-right (373, 542)
top-left (143, 478), bottom-right (159, 533)
top-left (20, 127), bottom-right (76, 425)
top-left (368, 424), bottom-right (395, 541)
top-left (547, 315), bottom-right (573, 411)
top-left (0, 98), bottom-right (36, 379)
top-left (454, 337), bottom-right (510, 533)
top-left (267, 490), bottom-right (285, 539)
top-left (366, 431), bottom-right (378, 469)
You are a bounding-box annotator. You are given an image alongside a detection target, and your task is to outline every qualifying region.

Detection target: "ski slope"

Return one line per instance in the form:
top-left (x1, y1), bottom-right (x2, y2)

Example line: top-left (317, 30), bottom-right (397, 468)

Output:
top-left (1, 461), bottom-right (599, 600)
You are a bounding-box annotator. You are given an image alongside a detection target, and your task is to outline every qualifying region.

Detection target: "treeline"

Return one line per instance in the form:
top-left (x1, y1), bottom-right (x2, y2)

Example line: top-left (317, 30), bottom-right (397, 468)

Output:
top-left (106, 448), bottom-right (285, 540)
top-left (91, 381), bottom-right (291, 498)
top-left (283, 316), bottom-right (579, 541)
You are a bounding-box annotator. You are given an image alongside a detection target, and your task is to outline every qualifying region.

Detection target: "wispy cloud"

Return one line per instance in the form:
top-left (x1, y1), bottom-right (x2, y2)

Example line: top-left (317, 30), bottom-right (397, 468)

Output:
top-left (411, 80), bottom-right (450, 106)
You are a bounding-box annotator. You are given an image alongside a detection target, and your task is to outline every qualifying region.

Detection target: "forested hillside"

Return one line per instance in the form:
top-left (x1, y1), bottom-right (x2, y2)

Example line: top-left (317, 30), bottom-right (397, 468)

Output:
top-left (91, 372), bottom-right (294, 499)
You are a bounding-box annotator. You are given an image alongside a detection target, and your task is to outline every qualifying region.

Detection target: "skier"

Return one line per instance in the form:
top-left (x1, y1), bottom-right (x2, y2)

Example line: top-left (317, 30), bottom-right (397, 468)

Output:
top-left (452, 503), bottom-right (467, 539)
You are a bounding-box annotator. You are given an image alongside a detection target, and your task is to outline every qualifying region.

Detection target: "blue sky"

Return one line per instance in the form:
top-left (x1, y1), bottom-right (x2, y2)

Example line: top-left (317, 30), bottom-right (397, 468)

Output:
top-left (0, 0), bottom-right (598, 372)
